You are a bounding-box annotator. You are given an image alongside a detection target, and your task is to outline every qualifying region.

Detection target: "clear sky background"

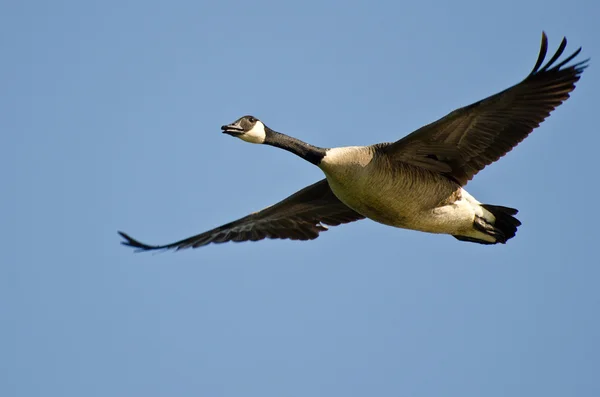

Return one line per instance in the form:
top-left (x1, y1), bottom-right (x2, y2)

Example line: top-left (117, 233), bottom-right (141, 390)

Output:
top-left (2, 0), bottom-right (599, 396)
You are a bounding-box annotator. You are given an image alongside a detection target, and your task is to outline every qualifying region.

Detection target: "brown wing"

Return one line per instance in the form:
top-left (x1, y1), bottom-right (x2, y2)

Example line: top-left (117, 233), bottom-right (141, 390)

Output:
top-left (384, 32), bottom-right (588, 185)
top-left (118, 179), bottom-right (364, 252)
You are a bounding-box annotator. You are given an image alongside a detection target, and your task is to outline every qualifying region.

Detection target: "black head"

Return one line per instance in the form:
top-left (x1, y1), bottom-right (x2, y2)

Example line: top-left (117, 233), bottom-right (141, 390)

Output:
top-left (221, 115), bottom-right (266, 144)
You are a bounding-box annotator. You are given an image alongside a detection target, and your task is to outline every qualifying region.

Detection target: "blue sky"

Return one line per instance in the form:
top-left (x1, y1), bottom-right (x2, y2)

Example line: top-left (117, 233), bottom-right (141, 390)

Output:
top-left (2, 0), bottom-right (599, 396)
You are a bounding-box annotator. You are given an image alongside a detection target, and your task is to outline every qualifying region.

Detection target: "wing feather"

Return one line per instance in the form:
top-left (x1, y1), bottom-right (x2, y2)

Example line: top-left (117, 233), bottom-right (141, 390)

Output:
top-left (384, 32), bottom-right (588, 185)
top-left (119, 179), bottom-right (364, 252)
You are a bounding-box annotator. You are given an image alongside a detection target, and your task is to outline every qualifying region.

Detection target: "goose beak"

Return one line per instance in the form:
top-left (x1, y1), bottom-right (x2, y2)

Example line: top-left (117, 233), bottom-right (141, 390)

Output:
top-left (221, 123), bottom-right (244, 136)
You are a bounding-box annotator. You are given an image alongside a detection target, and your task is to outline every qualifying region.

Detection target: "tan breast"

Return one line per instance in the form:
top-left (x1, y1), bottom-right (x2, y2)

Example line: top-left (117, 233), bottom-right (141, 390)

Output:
top-left (319, 147), bottom-right (460, 227)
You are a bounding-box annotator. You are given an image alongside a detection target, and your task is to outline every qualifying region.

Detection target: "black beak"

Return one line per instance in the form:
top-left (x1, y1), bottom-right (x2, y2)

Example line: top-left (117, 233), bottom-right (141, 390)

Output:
top-left (221, 123), bottom-right (244, 136)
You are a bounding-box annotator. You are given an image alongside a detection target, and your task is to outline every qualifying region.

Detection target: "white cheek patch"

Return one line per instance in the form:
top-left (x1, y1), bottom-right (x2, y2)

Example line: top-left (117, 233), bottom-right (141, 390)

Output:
top-left (239, 121), bottom-right (266, 144)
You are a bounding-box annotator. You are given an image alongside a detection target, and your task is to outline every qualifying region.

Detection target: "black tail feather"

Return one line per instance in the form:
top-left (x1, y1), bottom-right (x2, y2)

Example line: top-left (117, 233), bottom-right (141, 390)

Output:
top-left (481, 204), bottom-right (521, 243)
top-left (454, 235), bottom-right (496, 245)
top-left (453, 205), bottom-right (522, 245)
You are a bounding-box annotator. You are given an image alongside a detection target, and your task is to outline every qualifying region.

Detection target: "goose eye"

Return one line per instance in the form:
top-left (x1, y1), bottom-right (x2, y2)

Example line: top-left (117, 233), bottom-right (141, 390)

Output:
top-left (248, 117), bottom-right (256, 123)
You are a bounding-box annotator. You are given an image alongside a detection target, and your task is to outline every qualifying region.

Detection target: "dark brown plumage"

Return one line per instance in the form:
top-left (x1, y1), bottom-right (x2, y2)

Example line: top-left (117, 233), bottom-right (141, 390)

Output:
top-left (119, 179), bottom-right (364, 251)
top-left (385, 32), bottom-right (588, 185)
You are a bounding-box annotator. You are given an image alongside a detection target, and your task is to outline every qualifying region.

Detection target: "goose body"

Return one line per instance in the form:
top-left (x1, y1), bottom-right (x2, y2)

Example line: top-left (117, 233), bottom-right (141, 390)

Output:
top-left (320, 147), bottom-right (489, 240)
top-left (119, 33), bottom-right (588, 252)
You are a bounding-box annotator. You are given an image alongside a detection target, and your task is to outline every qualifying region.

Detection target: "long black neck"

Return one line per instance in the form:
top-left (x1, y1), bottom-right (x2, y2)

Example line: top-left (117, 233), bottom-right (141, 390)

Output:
top-left (264, 128), bottom-right (327, 165)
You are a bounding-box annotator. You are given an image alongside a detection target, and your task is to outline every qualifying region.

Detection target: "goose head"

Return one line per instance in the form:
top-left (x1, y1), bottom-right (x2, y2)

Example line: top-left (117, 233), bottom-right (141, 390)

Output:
top-left (221, 115), bottom-right (266, 144)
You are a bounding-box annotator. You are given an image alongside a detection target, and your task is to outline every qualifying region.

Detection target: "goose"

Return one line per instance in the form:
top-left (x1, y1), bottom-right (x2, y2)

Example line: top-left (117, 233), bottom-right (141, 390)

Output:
top-left (119, 32), bottom-right (588, 251)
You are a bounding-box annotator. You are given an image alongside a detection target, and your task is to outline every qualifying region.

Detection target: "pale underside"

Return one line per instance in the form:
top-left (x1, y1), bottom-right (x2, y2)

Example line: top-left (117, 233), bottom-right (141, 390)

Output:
top-left (319, 146), bottom-right (495, 242)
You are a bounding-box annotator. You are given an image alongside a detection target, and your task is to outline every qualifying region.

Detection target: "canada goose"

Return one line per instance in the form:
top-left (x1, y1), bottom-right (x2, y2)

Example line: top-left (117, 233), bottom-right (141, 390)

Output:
top-left (119, 33), bottom-right (588, 251)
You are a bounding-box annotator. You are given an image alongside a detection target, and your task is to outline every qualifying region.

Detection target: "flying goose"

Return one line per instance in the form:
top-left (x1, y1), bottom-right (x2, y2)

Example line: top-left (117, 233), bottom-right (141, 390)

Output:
top-left (119, 33), bottom-right (588, 251)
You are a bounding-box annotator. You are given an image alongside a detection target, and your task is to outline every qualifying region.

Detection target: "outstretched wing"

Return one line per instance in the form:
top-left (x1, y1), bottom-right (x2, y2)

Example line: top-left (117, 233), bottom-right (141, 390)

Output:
top-left (384, 32), bottom-right (588, 185)
top-left (119, 179), bottom-right (364, 252)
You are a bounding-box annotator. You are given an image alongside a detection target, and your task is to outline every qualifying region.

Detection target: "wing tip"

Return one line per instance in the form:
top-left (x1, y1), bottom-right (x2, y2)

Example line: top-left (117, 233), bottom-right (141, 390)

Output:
top-left (118, 231), bottom-right (169, 253)
top-left (530, 31), bottom-right (589, 76)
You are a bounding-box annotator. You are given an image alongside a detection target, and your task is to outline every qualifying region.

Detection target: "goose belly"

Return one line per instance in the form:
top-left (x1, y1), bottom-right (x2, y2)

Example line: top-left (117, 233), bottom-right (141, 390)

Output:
top-left (324, 167), bottom-right (479, 235)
